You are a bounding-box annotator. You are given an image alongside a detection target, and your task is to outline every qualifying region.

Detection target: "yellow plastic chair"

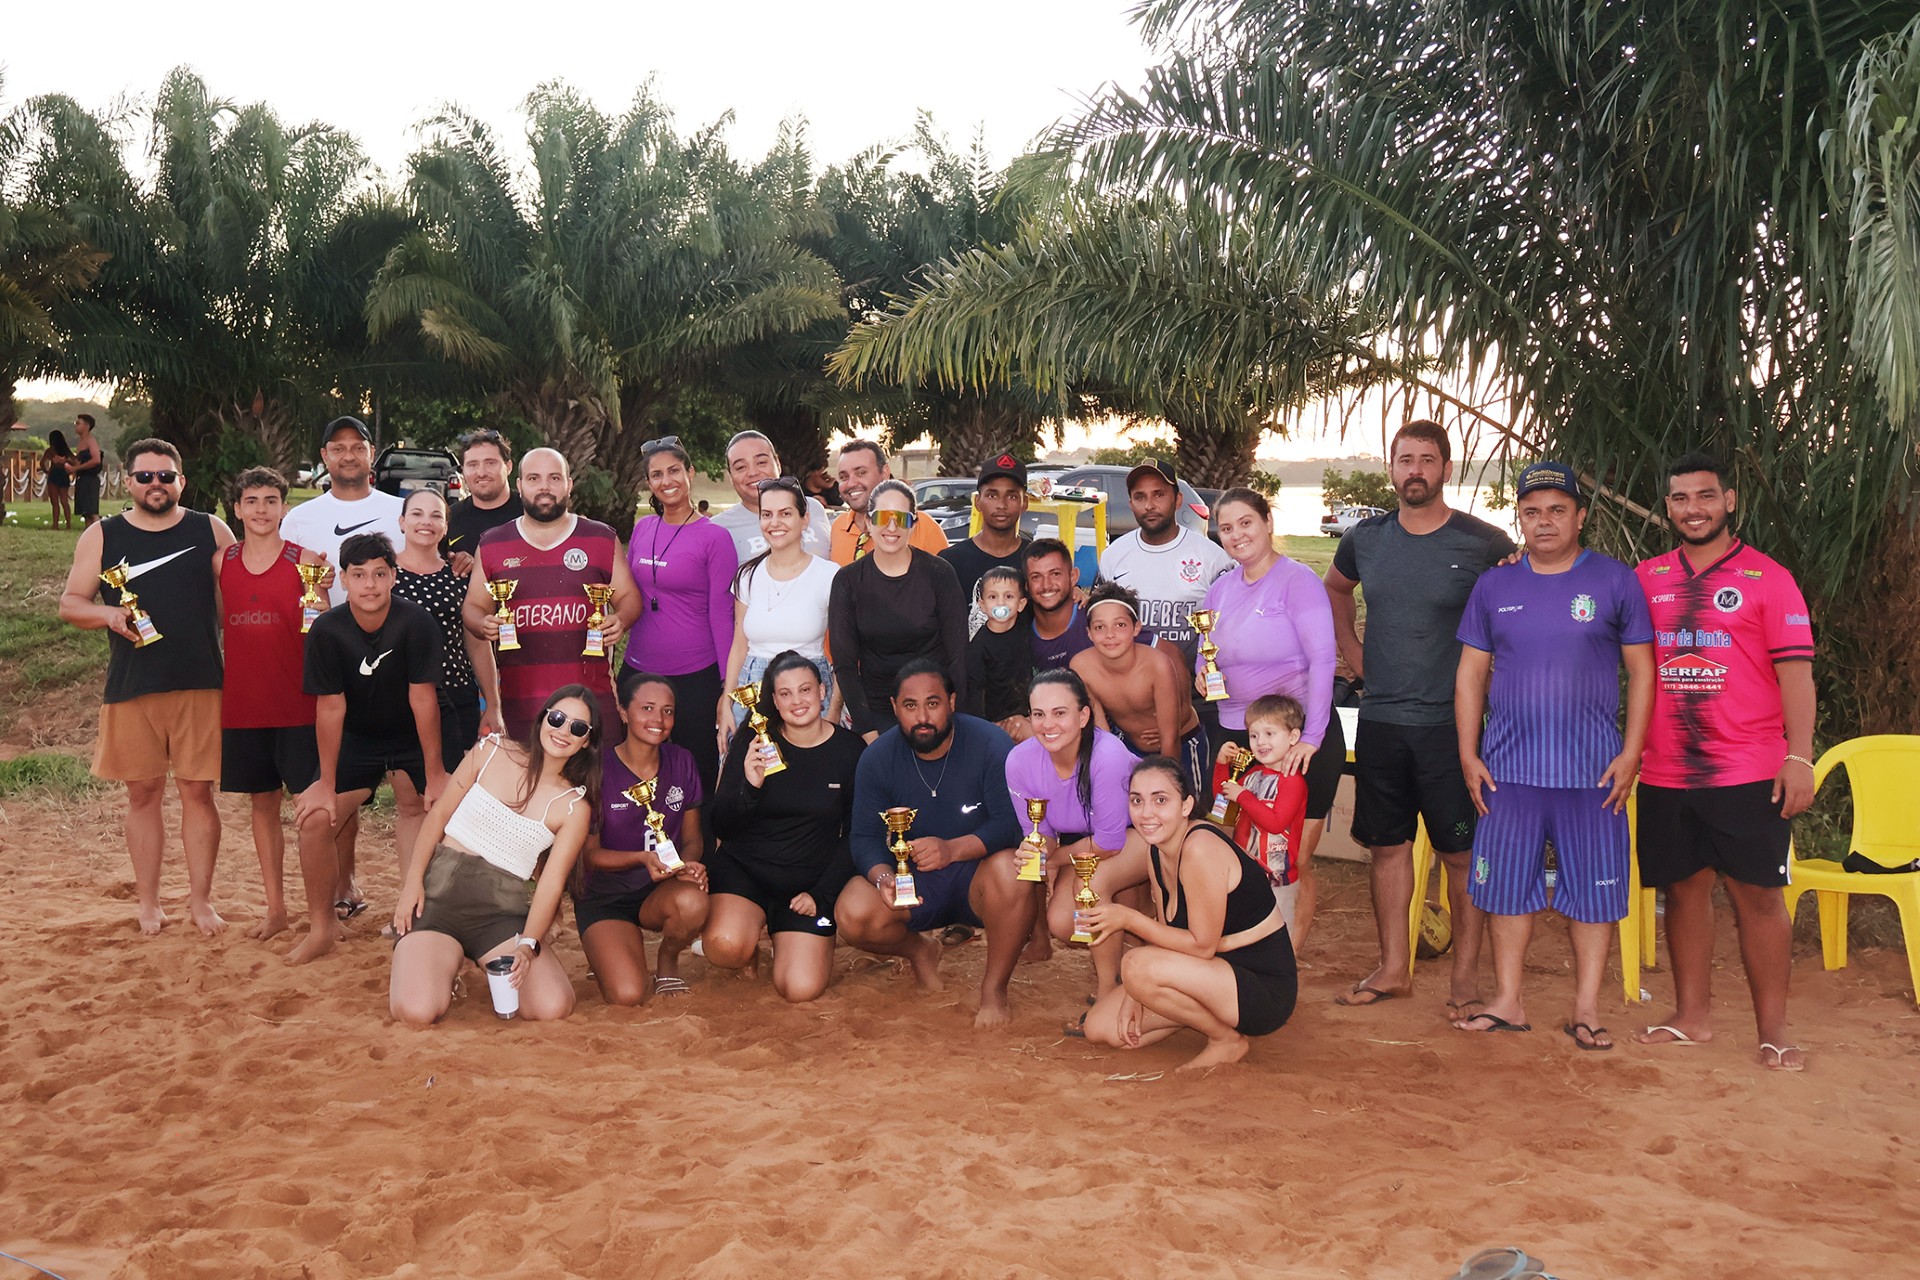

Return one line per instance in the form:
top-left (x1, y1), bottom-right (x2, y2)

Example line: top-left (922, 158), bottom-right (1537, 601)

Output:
top-left (1782, 735), bottom-right (1920, 1005)
top-left (970, 489), bottom-right (1109, 580)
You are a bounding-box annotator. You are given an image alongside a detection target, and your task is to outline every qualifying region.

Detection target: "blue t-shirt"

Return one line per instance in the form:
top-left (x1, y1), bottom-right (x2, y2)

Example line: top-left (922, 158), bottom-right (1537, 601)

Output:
top-left (1456, 550), bottom-right (1654, 788)
top-left (849, 715), bottom-right (1021, 876)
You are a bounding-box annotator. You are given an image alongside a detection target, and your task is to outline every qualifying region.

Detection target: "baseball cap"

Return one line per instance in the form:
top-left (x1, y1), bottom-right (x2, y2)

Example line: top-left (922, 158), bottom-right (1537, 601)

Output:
top-left (320, 416), bottom-right (374, 450)
top-left (1125, 457), bottom-right (1179, 491)
top-left (978, 451), bottom-right (1027, 487)
top-left (1515, 460), bottom-right (1582, 501)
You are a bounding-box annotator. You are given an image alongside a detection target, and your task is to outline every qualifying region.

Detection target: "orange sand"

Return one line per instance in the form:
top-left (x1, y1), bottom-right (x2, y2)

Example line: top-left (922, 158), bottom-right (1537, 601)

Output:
top-left (2, 790), bottom-right (1916, 1279)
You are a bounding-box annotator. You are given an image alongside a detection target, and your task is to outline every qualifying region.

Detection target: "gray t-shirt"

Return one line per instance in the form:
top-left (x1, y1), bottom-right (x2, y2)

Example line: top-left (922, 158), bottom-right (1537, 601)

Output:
top-left (713, 495), bottom-right (832, 564)
top-left (1332, 509), bottom-right (1516, 726)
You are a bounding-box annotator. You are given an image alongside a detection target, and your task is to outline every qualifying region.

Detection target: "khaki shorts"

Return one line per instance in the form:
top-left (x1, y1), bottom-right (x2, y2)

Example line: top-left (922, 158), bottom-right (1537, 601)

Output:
top-left (93, 689), bottom-right (222, 782)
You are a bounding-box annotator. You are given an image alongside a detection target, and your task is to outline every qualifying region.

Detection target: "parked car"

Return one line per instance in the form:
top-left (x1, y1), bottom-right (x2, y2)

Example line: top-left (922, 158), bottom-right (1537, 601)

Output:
top-left (1029, 464), bottom-right (1212, 543)
top-left (374, 446), bottom-right (463, 500)
top-left (911, 477), bottom-right (981, 544)
top-left (1320, 504), bottom-right (1386, 537)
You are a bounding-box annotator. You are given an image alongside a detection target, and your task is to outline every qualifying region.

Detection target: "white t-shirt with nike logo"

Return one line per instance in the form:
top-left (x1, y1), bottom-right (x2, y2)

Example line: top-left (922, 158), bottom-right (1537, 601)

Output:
top-left (280, 488), bottom-right (406, 605)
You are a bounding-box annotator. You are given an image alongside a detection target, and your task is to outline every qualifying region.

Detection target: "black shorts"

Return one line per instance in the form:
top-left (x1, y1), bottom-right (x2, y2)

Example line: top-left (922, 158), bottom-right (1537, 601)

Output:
top-left (572, 880), bottom-right (661, 934)
top-left (220, 725), bottom-right (321, 794)
top-left (1216, 706), bottom-right (1346, 822)
top-left (74, 472), bottom-right (100, 517)
top-left (439, 686), bottom-right (483, 773)
top-left (1636, 781), bottom-right (1792, 889)
top-left (705, 850), bottom-right (837, 937)
top-left (1351, 718), bottom-right (1477, 854)
top-left (337, 731), bottom-right (427, 795)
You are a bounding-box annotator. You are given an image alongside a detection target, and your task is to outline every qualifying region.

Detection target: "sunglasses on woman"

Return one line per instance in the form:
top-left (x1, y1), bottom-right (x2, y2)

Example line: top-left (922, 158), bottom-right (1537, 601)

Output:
top-left (544, 708), bottom-right (592, 738)
top-left (871, 508), bottom-right (911, 530)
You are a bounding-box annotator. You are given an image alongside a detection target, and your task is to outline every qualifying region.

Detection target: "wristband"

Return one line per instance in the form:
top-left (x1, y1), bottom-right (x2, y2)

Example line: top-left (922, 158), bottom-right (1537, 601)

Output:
top-left (1784, 755), bottom-right (1815, 771)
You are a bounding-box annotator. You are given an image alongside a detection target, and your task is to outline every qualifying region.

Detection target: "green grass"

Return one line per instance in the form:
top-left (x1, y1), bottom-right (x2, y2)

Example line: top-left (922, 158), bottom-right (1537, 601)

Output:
top-left (0, 522), bottom-right (106, 732)
top-left (0, 752), bottom-right (103, 798)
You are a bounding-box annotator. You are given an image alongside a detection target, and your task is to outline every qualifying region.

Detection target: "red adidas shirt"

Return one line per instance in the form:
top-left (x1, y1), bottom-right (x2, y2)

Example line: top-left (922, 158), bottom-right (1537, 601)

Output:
top-left (1635, 541), bottom-right (1813, 788)
top-left (219, 541), bottom-right (317, 729)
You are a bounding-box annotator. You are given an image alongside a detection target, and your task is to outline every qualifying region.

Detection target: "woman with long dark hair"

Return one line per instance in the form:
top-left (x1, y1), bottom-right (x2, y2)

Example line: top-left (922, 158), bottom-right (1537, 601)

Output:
top-left (392, 487), bottom-right (497, 767)
top-left (39, 429), bottom-right (75, 530)
top-left (388, 685), bottom-right (601, 1026)
top-left (718, 476), bottom-right (839, 749)
top-left (1004, 668), bottom-right (1141, 1001)
top-left (1196, 486), bottom-right (1340, 948)
top-left (701, 649), bottom-right (864, 1002)
top-left (624, 435), bottom-right (737, 791)
top-left (576, 669), bottom-right (710, 1003)
top-left (1080, 756), bottom-right (1298, 1071)
top-left (827, 479), bottom-right (968, 740)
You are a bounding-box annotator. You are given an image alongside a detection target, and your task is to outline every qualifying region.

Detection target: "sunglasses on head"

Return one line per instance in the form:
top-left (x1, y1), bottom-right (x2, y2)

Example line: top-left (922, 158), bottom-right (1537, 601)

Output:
top-left (871, 508), bottom-right (911, 530)
top-left (641, 435), bottom-right (683, 454)
top-left (132, 470), bottom-right (179, 485)
top-left (757, 475), bottom-right (805, 497)
top-left (544, 708), bottom-right (592, 738)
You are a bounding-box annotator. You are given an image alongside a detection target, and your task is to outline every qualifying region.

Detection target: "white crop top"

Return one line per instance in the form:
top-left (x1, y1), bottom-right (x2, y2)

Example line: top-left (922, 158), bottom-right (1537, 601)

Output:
top-left (442, 737), bottom-right (584, 880)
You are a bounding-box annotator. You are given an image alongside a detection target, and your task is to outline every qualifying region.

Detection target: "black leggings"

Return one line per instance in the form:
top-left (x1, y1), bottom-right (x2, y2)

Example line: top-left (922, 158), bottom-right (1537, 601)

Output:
top-left (662, 664), bottom-right (723, 796)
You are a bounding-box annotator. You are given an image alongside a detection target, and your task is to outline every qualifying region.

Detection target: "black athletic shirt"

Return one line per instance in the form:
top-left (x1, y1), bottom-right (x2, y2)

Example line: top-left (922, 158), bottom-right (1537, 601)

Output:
top-left (302, 597), bottom-right (443, 741)
top-left (99, 510), bottom-right (223, 704)
top-left (827, 549), bottom-right (969, 736)
top-left (940, 535), bottom-right (1029, 604)
top-left (444, 495), bottom-right (523, 561)
top-left (709, 724), bottom-right (866, 909)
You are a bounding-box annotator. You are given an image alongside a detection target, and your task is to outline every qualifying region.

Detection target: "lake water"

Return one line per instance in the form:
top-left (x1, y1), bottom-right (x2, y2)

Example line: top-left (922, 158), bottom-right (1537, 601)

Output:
top-left (1265, 483), bottom-right (1515, 538)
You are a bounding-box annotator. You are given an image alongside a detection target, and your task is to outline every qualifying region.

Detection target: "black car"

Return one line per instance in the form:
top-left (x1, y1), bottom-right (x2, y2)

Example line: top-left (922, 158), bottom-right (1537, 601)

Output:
top-left (373, 446), bottom-right (463, 500)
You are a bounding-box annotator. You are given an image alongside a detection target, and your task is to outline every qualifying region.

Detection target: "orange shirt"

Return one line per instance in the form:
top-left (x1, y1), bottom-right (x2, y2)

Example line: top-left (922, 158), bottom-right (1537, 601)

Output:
top-left (828, 509), bottom-right (950, 564)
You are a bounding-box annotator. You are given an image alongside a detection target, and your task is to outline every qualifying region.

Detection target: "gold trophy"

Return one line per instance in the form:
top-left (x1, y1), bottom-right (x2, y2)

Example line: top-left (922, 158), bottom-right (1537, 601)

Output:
top-left (582, 582), bottom-right (616, 657)
top-left (1208, 745), bottom-right (1255, 824)
top-left (622, 777), bottom-right (684, 872)
top-left (1191, 608), bottom-right (1228, 702)
top-left (296, 562), bottom-right (328, 633)
top-left (881, 806), bottom-right (923, 907)
top-left (728, 682), bottom-right (787, 776)
top-left (486, 578), bottom-right (520, 651)
top-left (1017, 797), bottom-right (1049, 883)
top-left (98, 559), bottom-right (161, 646)
top-left (1069, 851), bottom-right (1101, 944)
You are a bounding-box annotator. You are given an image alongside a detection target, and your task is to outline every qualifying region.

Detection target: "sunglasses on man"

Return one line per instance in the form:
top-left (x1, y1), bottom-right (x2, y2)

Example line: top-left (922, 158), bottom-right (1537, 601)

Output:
top-left (131, 470), bottom-right (179, 485)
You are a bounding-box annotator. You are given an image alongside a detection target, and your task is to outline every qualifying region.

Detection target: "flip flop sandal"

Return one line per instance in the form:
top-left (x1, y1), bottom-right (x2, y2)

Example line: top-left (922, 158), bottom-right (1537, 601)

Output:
top-left (939, 924), bottom-right (978, 947)
top-left (1454, 1012), bottom-right (1531, 1033)
top-left (654, 976), bottom-right (692, 998)
top-left (1063, 1012), bottom-right (1088, 1039)
top-left (1562, 1022), bottom-right (1614, 1052)
top-left (1759, 1042), bottom-right (1806, 1072)
top-left (1445, 998), bottom-right (1486, 1019)
top-left (1334, 984), bottom-right (1400, 1007)
top-left (1640, 1023), bottom-right (1701, 1046)
top-left (334, 898), bottom-right (369, 921)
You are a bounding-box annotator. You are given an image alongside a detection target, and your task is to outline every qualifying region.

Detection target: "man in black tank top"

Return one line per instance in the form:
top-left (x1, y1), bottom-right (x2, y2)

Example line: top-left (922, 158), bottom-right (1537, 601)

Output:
top-left (59, 439), bottom-right (235, 937)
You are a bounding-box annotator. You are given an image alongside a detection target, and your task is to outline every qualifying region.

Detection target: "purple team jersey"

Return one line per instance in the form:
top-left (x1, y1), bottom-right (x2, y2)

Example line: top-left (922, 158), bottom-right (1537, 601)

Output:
top-left (1456, 549), bottom-right (1654, 788)
top-left (1003, 729), bottom-right (1138, 850)
top-left (626, 515), bottom-right (738, 676)
top-left (587, 743), bottom-right (705, 896)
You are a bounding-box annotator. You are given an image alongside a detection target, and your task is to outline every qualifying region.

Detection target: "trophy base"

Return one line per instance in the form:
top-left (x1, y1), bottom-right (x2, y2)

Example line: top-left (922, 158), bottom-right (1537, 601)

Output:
top-left (1071, 907), bottom-right (1096, 945)
top-left (1069, 929), bottom-right (1095, 945)
top-left (583, 629), bottom-right (605, 658)
top-left (301, 606), bottom-right (320, 634)
top-left (1207, 799), bottom-right (1232, 825)
top-left (892, 874), bottom-right (921, 908)
top-left (132, 619), bottom-right (162, 646)
top-left (759, 745), bottom-right (787, 775)
top-left (1203, 671), bottom-right (1228, 702)
top-left (496, 623), bottom-right (520, 652)
top-left (1016, 859), bottom-right (1045, 884)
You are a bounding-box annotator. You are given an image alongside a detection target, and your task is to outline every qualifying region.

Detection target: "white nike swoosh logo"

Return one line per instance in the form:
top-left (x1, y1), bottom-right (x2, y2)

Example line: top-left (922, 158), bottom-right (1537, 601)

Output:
top-left (960, 803), bottom-right (982, 814)
top-left (124, 547), bottom-right (194, 580)
top-left (359, 649), bottom-right (393, 676)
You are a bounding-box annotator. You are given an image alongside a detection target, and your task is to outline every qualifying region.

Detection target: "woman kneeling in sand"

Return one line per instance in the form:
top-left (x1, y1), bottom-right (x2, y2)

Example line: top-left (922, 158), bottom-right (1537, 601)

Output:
top-left (389, 685), bottom-right (600, 1026)
top-left (701, 650), bottom-right (865, 1001)
top-left (1081, 756), bottom-right (1297, 1070)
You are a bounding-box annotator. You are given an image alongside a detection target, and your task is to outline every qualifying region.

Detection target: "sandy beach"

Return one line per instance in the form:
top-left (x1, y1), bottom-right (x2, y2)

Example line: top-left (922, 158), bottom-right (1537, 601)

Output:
top-left (2, 777), bottom-right (1916, 1280)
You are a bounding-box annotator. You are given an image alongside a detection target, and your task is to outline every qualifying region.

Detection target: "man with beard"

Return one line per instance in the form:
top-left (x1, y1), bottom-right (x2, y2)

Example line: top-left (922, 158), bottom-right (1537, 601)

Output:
top-left (60, 439), bottom-right (236, 936)
top-left (1025, 539), bottom-right (1092, 669)
top-left (940, 452), bottom-right (1031, 601)
top-left (828, 439), bottom-right (948, 563)
top-left (1097, 458), bottom-right (1232, 665)
top-left (1632, 453), bottom-right (1815, 1070)
top-left (461, 447), bottom-right (642, 742)
top-left (1323, 420), bottom-right (1515, 1012)
top-left (835, 661), bottom-right (1035, 1028)
top-left (444, 428), bottom-right (523, 576)
top-left (279, 417), bottom-right (404, 608)
top-left (712, 430), bottom-right (832, 563)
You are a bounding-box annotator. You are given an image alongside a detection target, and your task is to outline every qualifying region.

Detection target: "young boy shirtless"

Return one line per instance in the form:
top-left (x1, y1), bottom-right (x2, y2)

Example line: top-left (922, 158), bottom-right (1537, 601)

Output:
top-left (1070, 581), bottom-right (1208, 786)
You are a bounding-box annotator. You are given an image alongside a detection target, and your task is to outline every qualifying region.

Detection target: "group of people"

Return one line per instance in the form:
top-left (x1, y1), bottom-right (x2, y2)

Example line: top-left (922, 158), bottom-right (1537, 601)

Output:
top-left (59, 414), bottom-right (1817, 1071)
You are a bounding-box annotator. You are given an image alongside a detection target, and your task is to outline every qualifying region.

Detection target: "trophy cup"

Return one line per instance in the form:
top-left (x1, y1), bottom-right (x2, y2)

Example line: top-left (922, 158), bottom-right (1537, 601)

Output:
top-left (296, 562), bottom-right (328, 633)
top-left (881, 806), bottom-right (923, 907)
top-left (622, 777), bottom-right (684, 872)
top-left (1191, 608), bottom-right (1228, 702)
top-left (728, 682), bottom-right (787, 776)
top-left (1017, 797), bottom-right (1049, 883)
top-left (1208, 745), bottom-right (1255, 824)
top-left (98, 560), bottom-right (161, 646)
top-left (1069, 851), bottom-right (1101, 944)
top-left (582, 583), bottom-right (616, 657)
top-left (486, 579), bottom-right (519, 651)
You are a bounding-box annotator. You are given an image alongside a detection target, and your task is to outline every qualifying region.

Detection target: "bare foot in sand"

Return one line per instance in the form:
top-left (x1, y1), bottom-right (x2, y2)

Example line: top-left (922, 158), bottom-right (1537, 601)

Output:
top-left (190, 902), bottom-right (228, 937)
top-left (138, 904), bottom-right (169, 936)
top-left (1021, 935), bottom-right (1053, 965)
top-left (974, 993), bottom-right (1011, 1030)
top-left (248, 913), bottom-right (290, 942)
top-left (1178, 1034), bottom-right (1250, 1071)
top-left (284, 926), bottom-right (340, 965)
top-left (906, 934), bottom-right (945, 992)
top-left (1634, 1015), bottom-right (1712, 1046)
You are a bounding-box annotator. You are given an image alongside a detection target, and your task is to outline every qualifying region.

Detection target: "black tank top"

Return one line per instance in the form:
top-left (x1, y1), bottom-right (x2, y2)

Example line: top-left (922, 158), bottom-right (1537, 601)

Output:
top-left (99, 510), bottom-right (224, 704)
top-left (1150, 820), bottom-right (1279, 936)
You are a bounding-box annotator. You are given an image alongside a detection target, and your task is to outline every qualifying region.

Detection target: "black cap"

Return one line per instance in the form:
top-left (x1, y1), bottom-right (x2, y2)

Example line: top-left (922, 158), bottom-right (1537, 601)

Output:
top-left (1125, 457), bottom-right (1178, 491)
top-left (320, 416), bottom-right (373, 450)
top-left (978, 451), bottom-right (1027, 487)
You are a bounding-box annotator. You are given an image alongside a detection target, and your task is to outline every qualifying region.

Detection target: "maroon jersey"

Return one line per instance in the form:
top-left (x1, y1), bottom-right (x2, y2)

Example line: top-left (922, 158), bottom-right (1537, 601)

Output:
top-left (220, 541), bottom-right (316, 729)
top-left (477, 515), bottom-right (623, 744)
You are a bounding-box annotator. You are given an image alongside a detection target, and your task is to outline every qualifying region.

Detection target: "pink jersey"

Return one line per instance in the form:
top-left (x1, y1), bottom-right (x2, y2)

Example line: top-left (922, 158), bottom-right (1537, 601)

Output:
top-left (1636, 542), bottom-right (1813, 788)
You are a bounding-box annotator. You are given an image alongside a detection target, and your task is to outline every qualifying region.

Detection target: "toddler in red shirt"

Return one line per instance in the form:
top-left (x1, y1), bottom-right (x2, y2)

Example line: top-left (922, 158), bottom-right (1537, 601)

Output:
top-left (1209, 694), bottom-right (1308, 932)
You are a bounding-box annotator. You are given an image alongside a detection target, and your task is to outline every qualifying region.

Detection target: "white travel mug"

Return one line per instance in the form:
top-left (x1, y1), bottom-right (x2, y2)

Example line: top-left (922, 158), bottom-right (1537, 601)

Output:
top-left (484, 955), bottom-right (519, 1018)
